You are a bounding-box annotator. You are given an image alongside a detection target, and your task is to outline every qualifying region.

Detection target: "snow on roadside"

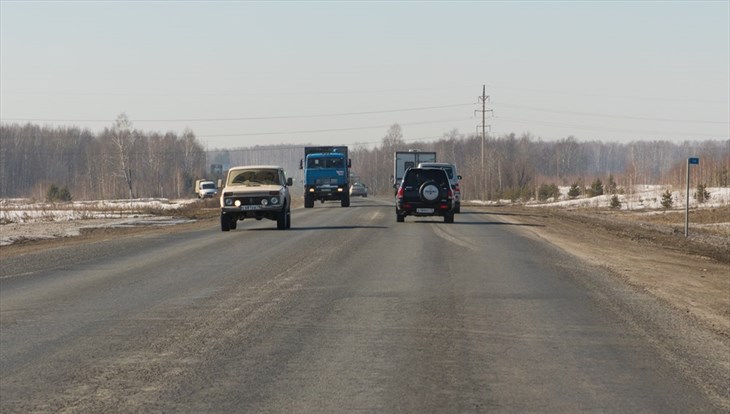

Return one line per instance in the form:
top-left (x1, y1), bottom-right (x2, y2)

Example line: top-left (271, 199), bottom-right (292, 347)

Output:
top-left (0, 198), bottom-right (197, 223)
top-left (467, 186), bottom-right (730, 211)
top-left (0, 198), bottom-right (199, 246)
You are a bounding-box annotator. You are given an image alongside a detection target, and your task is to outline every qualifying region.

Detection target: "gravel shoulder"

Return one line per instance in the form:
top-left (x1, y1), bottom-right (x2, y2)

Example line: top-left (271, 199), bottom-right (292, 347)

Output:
top-left (485, 205), bottom-right (729, 338)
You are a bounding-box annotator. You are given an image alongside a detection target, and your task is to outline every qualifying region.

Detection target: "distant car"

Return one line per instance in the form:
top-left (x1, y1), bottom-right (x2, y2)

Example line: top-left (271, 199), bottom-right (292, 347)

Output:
top-left (349, 183), bottom-right (368, 197)
top-left (395, 167), bottom-right (455, 223)
top-left (197, 181), bottom-right (218, 198)
top-left (418, 162), bottom-right (462, 213)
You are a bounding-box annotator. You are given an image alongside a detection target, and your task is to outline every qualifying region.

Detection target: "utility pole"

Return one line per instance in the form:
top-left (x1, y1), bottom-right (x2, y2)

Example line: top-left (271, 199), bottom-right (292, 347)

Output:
top-left (476, 85), bottom-right (493, 201)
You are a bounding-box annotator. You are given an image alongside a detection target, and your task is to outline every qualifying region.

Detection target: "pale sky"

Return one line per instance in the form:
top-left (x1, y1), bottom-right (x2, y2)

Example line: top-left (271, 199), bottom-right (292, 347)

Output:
top-left (1, 1), bottom-right (728, 149)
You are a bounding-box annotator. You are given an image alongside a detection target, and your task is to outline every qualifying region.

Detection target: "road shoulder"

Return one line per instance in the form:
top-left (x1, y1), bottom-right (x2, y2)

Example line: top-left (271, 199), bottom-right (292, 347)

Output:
top-left (481, 206), bottom-right (729, 338)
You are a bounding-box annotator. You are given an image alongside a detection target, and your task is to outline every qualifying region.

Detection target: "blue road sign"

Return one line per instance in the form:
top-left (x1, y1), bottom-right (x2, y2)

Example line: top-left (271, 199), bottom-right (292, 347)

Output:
top-left (689, 157), bottom-right (699, 165)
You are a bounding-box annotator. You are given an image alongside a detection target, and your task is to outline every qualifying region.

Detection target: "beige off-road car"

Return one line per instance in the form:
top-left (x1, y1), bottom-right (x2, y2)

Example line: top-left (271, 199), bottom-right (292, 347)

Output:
top-left (219, 165), bottom-right (293, 231)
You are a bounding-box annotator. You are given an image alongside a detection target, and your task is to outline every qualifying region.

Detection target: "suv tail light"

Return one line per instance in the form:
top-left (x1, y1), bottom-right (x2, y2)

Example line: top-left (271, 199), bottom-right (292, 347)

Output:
top-left (397, 187), bottom-right (404, 198)
top-left (447, 189), bottom-right (453, 200)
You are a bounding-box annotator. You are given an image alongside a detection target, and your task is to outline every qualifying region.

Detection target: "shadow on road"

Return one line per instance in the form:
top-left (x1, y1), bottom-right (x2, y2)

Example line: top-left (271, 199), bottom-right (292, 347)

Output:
top-left (248, 225), bottom-right (388, 231)
top-left (406, 220), bottom-right (544, 227)
top-left (452, 221), bottom-right (544, 227)
top-left (461, 210), bottom-right (549, 219)
top-left (307, 206), bottom-right (390, 210)
top-left (303, 202), bottom-right (391, 209)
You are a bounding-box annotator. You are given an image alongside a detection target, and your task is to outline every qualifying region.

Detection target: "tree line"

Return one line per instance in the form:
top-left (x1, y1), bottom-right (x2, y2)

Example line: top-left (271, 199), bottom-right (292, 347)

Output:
top-left (1, 115), bottom-right (207, 200)
top-left (1, 119), bottom-right (727, 202)
top-left (350, 125), bottom-right (728, 201)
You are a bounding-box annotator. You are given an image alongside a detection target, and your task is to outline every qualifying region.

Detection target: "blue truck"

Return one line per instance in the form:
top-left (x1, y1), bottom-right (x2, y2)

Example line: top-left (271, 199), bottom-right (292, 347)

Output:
top-left (300, 146), bottom-right (351, 208)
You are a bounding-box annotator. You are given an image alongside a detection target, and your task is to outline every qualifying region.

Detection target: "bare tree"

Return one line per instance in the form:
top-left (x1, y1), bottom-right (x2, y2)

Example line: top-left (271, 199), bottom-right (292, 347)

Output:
top-left (110, 113), bottom-right (135, 199)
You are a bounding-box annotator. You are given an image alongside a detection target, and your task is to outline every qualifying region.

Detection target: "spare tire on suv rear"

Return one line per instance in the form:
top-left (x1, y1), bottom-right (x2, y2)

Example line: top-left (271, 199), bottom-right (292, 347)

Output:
top-left (419, 181), bottom-right (440, 202)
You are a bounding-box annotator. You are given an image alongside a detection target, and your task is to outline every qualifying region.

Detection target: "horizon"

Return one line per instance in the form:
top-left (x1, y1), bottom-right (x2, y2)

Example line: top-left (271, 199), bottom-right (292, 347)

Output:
top-left (3, 120), bottom-right (728, 153)
top-left (2, 2), bottom-right (728, 149)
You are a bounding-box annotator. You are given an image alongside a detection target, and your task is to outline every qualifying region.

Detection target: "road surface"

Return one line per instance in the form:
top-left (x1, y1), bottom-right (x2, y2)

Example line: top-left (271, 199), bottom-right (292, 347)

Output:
top-left (1, 198), bottom-right (727, 413)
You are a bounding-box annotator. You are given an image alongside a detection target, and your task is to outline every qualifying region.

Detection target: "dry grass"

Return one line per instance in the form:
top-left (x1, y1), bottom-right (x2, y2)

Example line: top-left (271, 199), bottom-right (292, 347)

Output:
top-left (619, 205), bottom-right (730, 237)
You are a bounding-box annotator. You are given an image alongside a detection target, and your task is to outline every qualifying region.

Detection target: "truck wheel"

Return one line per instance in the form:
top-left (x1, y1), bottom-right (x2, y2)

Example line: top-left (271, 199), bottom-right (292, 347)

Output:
top-left (397, 214), bottom-right (405, 223)
top-left (454, 202), bottom-right (461, 214)
top-left (285, 207), bottom-right (291, 229)
top-left (341, 193), bottom-right (350, 207)
top-left (444, 213), bottom-right (454, 223)
top-left (221, 213), bottom-right (231, 231)
top-left (304, 194), bottom-right (314, 208)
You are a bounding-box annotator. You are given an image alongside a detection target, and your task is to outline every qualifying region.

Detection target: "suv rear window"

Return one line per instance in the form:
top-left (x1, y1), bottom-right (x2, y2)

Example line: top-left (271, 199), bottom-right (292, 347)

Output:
top-left (403, 169), bottom-right (449, 187)
top-left (441, 167), bottom-right (454, 179)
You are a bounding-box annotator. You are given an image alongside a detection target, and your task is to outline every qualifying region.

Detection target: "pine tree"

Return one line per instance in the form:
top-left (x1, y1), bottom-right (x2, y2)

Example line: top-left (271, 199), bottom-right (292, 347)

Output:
top-left (661, 189), bottom-right (673, 209)
top-left (538, 183), bottom-right (560, 201)
top-left (58, 186), bottom-right (72, 202)
top-left (46, 184), bottom-right (60, 202)
top-left (46, 184), bottom-right (72, 202)
top-left (610, 194), bottom-right (621, 209)
top-left (589, 178), bottom-right (604, 197)
top-left (568, 183), bottom-right (581, 199)
top-left (694, 183), bottom-right (711, 203)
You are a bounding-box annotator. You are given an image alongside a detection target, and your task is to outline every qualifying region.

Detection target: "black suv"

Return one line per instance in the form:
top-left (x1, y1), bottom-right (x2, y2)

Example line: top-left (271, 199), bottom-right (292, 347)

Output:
top-left (395, 168), bottom-right (455, 223)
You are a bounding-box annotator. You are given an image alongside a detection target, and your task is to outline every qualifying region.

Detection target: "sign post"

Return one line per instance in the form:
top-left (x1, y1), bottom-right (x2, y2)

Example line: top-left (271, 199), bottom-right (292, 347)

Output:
top-left (685, 157), bottom-right (699, 237)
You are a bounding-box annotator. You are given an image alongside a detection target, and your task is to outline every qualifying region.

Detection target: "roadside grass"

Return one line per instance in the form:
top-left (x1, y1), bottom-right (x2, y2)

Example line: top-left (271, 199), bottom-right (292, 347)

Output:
top-left (619, 205), bottom-right (730, 238)
top-left (0, 198), bottom-right (201, 224)
top-left (1, 196), bottom-right (307, 225)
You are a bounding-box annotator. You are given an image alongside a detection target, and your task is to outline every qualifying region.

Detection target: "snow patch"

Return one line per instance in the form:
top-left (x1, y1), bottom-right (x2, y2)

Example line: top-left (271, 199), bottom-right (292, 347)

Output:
top-left (467, 186), bottom-right (730, 211)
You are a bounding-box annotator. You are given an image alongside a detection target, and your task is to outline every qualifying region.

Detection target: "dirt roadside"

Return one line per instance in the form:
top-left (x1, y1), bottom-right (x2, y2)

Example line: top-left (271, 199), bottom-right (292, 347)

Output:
top-left (486, 205), bottom-right (729, 338)
top-left (1, 203), bottom-right (728, 338)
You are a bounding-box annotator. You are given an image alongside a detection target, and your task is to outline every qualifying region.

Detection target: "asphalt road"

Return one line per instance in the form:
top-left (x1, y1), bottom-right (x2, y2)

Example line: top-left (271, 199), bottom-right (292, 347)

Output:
top-left (1, 198), bottom-right (727, 413)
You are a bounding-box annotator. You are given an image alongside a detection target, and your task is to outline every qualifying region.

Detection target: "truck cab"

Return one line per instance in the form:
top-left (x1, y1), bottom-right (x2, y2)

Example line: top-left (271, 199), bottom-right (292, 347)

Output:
top-left (301, 146), bottom-right (351, 208)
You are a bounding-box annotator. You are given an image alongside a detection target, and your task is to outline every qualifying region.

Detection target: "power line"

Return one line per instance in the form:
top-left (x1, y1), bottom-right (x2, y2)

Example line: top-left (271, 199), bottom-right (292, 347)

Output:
top-left (487, 84), bottom-right (729, 104)
top-left (496, 116), bottom-right (729, 138)
top-left (494, 102), bottom-right (729, 124)
top-left (5, 83), bottom-right (725, 103)
top-left (197, 117), bottom-right (473, 138)
top-left (0, 84), bottom-right (477, 97)
top-left (6, 101), bottom-right (725, 127)
top-left (0, 103), bottom-right (475, 123)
